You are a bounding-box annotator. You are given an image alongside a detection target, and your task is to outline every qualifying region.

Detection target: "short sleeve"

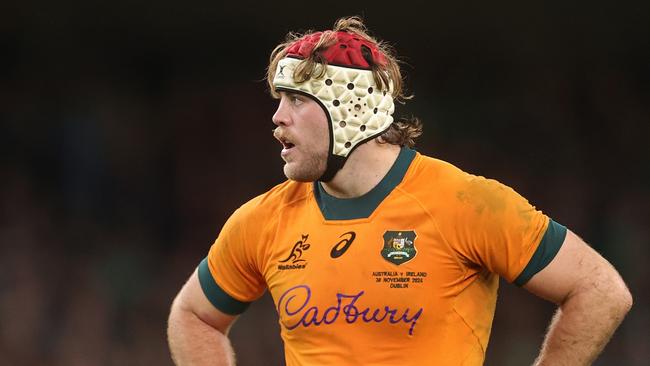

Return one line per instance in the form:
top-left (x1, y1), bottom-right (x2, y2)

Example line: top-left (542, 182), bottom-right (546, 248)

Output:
top-left (198, 202), bottom-right (267, 315)
top-left (445, 175), bottom-right (566, 284)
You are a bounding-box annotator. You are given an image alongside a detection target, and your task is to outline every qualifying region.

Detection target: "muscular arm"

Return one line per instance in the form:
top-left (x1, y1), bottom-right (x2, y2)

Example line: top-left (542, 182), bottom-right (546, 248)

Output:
top-left (168, 269), bottom-right (239, 366)
top-left (523, 229), bottom-right (633, 365)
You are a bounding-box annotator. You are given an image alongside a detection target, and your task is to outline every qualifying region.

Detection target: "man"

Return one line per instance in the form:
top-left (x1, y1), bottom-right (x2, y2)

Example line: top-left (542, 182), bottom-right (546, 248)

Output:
top-left (167, 17), bottom-right (632, 365)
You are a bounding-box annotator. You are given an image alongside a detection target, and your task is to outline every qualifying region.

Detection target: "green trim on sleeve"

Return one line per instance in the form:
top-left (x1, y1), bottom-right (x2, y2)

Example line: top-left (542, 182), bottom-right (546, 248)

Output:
top-left (198, 257), bottom-right (251, 315)
top-left (514, 220), bottom-right (568, 286)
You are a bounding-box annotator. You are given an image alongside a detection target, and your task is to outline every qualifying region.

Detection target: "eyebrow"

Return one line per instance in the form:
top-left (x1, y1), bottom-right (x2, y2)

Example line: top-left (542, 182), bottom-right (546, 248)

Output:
top-left (281, 91), bottom-right (299, 97)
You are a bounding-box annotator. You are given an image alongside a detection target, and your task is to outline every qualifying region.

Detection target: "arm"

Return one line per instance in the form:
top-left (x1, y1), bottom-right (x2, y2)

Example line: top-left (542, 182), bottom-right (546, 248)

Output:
top-left (523, 229), bottom-right (633, 365)
top-left (168, 269), bottom-right (239, 366)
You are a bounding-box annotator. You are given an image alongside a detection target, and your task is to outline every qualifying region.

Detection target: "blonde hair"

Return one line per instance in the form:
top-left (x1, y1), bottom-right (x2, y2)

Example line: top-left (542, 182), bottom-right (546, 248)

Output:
top-left (266, 16), bottom-right (422, 147)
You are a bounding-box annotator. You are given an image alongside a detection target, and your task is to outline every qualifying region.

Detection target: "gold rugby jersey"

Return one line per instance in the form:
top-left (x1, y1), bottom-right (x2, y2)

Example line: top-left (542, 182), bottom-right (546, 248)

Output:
top-left (198, 147), bottom-right (566, 365)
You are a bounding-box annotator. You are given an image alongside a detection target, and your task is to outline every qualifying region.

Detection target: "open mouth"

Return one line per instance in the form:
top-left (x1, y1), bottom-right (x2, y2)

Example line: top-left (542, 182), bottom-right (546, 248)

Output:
top-left (274, 129), bottom-right (296, 155)
top-left (278, 135), bottom-right (295, 150)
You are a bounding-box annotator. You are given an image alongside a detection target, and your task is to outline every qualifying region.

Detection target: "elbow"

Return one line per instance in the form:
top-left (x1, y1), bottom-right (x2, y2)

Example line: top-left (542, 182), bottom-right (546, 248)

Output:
top-left (617, 285), bottom-right (633, 315)
top-left (571, 268), bottom-right (633, 319)
top-left (604, 273), bottom-right (633, 318)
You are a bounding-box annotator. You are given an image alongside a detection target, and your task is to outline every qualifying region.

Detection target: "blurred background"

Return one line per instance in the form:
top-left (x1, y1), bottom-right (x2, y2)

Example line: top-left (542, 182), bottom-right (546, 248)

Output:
top-left (1, 1), bottom-right (648, 365)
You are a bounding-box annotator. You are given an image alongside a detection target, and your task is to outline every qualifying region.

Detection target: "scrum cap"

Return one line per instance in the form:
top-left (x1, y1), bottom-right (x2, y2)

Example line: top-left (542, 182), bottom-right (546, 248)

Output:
top-left (272, 31), bottom-right (395, 182)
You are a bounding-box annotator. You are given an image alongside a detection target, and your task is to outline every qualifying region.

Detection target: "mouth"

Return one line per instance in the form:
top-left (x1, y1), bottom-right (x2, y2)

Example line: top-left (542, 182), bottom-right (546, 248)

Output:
top-left (274, 131), bottom-right (296, 158)
top-left (280, 139), bottom-right (295, 158)
top-left (274, 129), bottom-right (296, 150)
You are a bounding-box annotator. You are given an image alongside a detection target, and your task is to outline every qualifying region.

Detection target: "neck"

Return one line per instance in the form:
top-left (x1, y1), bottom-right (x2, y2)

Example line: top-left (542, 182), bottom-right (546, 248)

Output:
top-left (321, 141), bottom-right (401, 198)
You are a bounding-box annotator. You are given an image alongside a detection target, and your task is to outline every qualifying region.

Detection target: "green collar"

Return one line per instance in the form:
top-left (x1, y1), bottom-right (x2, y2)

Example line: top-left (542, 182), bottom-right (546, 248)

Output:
top-left (313, 147), bottom-right (416, 221)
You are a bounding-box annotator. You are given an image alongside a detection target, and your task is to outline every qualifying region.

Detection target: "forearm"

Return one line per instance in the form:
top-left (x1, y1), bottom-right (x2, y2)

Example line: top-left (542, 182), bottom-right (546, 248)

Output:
top-left (168, 306), bottom-right (235, 366)
top-left (533, 286), bottom-right (632, 365)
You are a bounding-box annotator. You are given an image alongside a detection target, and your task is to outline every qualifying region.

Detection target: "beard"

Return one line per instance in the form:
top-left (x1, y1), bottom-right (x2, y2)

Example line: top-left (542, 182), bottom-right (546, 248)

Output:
top-left (283, 147), bottom-right (328, 182)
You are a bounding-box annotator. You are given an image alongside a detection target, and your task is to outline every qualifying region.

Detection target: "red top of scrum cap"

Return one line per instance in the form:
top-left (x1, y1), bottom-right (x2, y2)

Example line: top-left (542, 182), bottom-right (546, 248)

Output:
top-left (285, 31), bottom-right (387, 69)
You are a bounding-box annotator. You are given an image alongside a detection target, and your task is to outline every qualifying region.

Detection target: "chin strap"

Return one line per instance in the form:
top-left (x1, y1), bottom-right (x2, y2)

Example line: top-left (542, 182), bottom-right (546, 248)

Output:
top-left (318, 123), bottom-right (393, 182)
top-left (320, 155), bottom-right (346, 182)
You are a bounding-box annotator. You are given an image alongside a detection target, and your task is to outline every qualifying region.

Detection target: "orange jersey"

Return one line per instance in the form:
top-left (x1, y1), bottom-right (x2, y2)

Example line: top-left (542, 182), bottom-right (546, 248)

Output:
top-left (198, 148), bottom-right (566, 365)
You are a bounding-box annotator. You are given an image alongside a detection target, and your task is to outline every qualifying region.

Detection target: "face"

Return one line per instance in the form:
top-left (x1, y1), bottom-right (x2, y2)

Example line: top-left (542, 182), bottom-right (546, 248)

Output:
top-left (272, 91), bottom-right (329, 182)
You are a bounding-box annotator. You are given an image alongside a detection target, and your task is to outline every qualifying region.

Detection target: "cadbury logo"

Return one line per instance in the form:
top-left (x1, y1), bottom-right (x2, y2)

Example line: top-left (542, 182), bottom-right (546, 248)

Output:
top-left (277, 284), bottom-right (423, 336)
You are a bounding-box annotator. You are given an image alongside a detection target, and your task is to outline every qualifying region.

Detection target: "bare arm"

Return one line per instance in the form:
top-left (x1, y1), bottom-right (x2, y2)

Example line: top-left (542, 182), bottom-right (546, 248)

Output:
top-left (523, 229), bottom-right (633, 365)
top-left (168, 269), bottom-right (239, 366)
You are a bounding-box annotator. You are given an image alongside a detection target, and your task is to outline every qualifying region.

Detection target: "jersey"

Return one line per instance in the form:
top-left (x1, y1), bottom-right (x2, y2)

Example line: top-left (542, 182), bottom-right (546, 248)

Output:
top-left (198, 147), bottom-right (567, 365)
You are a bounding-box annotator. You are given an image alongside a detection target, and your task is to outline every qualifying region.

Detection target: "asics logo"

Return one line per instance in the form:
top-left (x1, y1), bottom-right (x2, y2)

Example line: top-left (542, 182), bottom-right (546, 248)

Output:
top-left (330, 231), bottom-right (356, 259)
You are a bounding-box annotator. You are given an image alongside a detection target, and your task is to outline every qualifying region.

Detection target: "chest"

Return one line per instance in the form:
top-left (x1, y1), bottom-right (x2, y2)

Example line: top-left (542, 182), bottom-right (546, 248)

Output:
top-left (261, 199), bottom-right (462, 337)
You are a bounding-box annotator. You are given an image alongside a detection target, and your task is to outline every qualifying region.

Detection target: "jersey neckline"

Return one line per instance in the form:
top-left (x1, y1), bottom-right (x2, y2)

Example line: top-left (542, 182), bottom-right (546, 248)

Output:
top-left (313, 147), bottom-right (417, 221)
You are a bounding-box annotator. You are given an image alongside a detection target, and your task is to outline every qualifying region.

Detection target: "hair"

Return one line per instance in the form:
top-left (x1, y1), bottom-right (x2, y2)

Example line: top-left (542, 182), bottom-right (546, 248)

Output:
top-left (266, 16), bottom-right (422, 148)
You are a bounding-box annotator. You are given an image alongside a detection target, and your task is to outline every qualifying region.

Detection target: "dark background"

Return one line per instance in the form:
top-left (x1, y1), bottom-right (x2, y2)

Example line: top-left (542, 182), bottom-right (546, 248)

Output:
top-left (1, 1), bottom-right (648, 365)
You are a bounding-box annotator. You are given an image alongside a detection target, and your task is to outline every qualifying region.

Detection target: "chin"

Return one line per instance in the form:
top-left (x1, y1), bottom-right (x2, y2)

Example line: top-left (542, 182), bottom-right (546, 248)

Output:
top-left (283, 163), bottom-right (324, 182)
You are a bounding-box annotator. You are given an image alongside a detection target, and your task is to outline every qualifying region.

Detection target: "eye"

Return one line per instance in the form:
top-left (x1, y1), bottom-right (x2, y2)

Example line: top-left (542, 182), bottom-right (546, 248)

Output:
top-left (290, 95), bottom-right (304, 106)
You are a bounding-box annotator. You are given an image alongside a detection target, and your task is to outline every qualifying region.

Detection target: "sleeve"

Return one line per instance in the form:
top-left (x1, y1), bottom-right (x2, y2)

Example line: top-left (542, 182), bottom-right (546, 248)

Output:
top-left (445, 175), bottom-right (567, 285)
top-left (197, 201), bottom-right (267, 315)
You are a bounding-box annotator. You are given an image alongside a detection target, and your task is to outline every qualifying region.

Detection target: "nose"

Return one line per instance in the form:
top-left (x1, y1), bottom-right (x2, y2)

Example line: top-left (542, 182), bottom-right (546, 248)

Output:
top-left (272, 95), bottom-right (291, 127)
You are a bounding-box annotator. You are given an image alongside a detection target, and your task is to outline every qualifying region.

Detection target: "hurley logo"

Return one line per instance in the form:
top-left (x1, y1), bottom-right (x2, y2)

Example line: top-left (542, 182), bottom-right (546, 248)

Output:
top-left (278, 234), bottom-right (311, 270)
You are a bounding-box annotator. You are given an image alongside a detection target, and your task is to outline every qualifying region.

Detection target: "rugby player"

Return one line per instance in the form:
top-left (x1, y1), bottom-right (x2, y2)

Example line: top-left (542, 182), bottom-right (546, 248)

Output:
top-left (168, 16), bottom-right (632, 365)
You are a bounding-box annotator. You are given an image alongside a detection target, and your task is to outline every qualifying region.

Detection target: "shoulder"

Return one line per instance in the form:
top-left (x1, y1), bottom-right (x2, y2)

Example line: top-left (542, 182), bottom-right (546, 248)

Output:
top-left (232, 180), bottom-right (311, 224)
top-left (216, 179), bottom-right (311, 255)
top-left (402, 152), bottom-right (479, 196)
top-left (402, 152), bottom-right (525, 214)
top-left (407, 153), bottom-right (475, 184)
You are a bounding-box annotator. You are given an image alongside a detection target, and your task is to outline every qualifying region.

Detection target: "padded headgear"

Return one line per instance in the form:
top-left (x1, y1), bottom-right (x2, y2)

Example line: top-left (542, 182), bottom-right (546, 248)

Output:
top-left (272, 31), bottom-right (395, 182)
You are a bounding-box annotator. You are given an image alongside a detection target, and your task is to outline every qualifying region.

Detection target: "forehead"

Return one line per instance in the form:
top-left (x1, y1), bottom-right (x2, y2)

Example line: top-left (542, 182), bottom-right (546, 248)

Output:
top-left (277, 90), bottom-right (315, 102)
top-left (277, 90), bottom-right (297, 97)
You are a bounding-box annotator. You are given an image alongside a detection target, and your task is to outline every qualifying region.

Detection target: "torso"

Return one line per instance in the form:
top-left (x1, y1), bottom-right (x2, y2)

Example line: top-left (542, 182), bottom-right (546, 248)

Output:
top-left (258, 151), bottom-right (496, 365)
top-left (208, 148), bottom-right (550, 365)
